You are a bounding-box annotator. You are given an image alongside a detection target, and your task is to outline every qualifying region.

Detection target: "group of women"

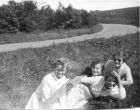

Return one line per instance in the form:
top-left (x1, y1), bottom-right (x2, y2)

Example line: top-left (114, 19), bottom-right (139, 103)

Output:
top-left (25, 52), bottom-right (133, 110)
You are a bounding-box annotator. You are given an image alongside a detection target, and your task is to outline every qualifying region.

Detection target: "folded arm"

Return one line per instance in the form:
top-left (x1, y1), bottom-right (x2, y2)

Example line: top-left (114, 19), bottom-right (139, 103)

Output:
top-left (121, 67), bottom-right (133, 86)
top-left (113, 71), bottom-right (126, 99)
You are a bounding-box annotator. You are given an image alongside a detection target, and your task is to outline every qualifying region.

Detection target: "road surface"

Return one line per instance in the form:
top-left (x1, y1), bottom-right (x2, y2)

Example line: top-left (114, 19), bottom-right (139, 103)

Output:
top-left (0, 23), bottom-right (138, 53)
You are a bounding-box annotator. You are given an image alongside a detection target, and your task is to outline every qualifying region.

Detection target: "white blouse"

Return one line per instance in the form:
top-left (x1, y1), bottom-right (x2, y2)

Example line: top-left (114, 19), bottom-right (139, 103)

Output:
top-left (25, 72), bottom-right (69, 110)
top-left (81, 76), bottom-right (105, 97)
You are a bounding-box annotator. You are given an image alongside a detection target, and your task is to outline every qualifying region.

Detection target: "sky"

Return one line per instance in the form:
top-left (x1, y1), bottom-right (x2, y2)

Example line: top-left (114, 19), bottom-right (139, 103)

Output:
top-left (0, 0), bottom-right (139, 11)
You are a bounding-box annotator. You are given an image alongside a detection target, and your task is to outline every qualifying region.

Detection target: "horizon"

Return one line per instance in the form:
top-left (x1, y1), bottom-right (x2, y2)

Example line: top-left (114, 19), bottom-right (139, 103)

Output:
top-left (0, 0), bottom-right (139, 12)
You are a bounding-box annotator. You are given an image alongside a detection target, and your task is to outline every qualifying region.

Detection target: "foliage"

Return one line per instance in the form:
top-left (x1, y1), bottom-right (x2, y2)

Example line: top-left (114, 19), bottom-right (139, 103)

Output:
top-left (0, 0), bottom-right (38, 33)
top-left (0, 1), bottom-right (138, 33)
top-left (0, 2), bottom-right (19, 33)
top-left (0, 1), bottom-right (98, 33)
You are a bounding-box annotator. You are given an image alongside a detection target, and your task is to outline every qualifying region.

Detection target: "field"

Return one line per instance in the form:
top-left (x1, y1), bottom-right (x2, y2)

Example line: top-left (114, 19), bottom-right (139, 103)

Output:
top-left (94, 7), bottom-right (139, 26)
top-left (0, 24), bottom-right (103, 45)
top-left (0, 32), bottom-right (139, 109)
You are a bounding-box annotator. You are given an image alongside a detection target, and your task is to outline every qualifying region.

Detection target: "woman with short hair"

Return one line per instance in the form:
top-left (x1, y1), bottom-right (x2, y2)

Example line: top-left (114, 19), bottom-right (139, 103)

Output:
top-left (25, 58), bottom-right (69, 110)
top-left (104, 51), bottom-right (133, 86)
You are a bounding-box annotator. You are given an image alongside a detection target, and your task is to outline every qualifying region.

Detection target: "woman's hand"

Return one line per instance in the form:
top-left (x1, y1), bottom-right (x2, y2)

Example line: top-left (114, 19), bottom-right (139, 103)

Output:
top-left (66, 83), bottom-right (73, 93)
top-left (112, 71), bottom-right (126, 99)
top-left (112, 71), bottom-right (121, 81)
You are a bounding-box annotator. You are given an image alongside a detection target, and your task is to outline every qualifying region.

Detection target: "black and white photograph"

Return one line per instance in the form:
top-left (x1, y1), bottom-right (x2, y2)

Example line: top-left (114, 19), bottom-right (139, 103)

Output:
top-left (0, 0), bottom-right (139, 110)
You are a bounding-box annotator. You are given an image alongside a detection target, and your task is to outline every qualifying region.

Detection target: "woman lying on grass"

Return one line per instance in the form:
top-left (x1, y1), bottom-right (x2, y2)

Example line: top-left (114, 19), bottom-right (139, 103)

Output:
top-left (46, 60), bottom-right (126, 109)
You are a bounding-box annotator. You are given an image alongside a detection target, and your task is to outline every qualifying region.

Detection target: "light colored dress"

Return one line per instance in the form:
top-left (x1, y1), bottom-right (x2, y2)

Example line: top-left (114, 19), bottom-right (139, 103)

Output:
top-left (81, 75), bottom-right (126, 99)
top-left (52, 76), bottom-right (105, 109)
top-left (99, 85), bottom-right (126, 99)
top-left (52, 75), bottom-right (126, 109)
top-left (25, 72), bottom-right (69, 110)
top-left (81, 76), bottom-right (105, 97)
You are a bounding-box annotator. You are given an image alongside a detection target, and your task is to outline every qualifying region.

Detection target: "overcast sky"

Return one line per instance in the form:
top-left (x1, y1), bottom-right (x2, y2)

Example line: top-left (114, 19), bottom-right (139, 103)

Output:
top-left (0, 0), bottom-right (139, 11)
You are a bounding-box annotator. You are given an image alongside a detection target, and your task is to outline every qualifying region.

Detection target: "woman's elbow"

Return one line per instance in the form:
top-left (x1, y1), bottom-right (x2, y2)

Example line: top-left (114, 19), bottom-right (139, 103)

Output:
top-left (119, 87), bottom-right (126, 100)
top-left (119, 89), bottom-right (126, 100)
top-left (130, 80), bottom-right (133, 84)
top-left (119, 93), bottom-right (126, 100)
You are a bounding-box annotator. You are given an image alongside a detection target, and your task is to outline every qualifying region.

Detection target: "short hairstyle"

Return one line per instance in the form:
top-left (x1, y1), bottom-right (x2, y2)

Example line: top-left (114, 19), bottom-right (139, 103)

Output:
top-left (112, 51), bottom-right (128, 62)
top-left (105, 72), bottom-right (119, 84)
top-left (80, 59), bottom-right (105, 77)
top-left (91, 59), bottom-right (105, 73)
top-left (53, 58), bottom-right (68, 69)
top-left (90, 59), bottom-right (101, 67)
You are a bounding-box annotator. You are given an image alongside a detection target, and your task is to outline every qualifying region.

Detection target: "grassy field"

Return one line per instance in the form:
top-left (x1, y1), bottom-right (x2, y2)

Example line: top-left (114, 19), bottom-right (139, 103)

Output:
top-left (0, 32), bottom-right (139, 109)
top-left (94, 7), bottom-right (139, 27)
top-left (0, 24), bottom-right (103, 45)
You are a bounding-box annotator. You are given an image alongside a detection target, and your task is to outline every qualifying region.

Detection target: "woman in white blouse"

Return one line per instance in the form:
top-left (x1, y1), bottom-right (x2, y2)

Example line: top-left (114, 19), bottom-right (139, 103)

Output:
top-left (104, 51), bottom-right (133, 86)
top-left (25, 58), bottom-right (69, 110)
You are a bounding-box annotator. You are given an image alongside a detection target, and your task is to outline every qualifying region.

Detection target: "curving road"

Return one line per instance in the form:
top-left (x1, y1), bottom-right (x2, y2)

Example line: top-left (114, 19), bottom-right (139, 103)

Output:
top-left (0, 23), bottom-right (139, 53)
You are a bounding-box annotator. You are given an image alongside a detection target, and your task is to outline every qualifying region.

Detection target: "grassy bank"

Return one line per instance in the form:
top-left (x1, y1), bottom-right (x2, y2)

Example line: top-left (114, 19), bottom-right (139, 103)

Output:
top-left (0, 24), bottom-right (103, 45)
top-left (0, 32), bottom-right (139, 109)
top-left (94, 7), bottom-right (139, 27)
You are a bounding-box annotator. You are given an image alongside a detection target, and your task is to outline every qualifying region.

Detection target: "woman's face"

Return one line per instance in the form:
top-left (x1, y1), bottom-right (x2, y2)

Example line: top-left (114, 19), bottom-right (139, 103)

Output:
top-left (114, 57), bottom-right (123, 69)
top-left (92, 63), bottom-right (102, 76)
top-left (55, 65), bottom-right (66, 79)
top-left (105, 76), bottom-right (117, 89)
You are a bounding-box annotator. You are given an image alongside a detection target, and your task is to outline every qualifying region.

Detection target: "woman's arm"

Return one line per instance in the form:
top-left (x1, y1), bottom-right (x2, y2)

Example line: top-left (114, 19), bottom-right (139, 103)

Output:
top-left (118, 78), bottom-right (126, 99)
top-left (121, 66), bottom-right (133, 86)
top-left (68, 76), bottom-right (84, 85)
top-left (113, 71), bottom-right (126, 99)
top-left (66, 75), bottom-right (94, 93)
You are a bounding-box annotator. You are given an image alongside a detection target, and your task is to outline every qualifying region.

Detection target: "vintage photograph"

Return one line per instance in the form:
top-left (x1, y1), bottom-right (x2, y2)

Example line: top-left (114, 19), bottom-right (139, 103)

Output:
top-left (0, 0), bottom-right (139, 110)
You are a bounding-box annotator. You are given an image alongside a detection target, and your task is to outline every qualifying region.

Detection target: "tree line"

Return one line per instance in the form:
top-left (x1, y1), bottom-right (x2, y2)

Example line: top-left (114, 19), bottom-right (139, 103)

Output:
top-left (0, 1), bottom-right (98, 33)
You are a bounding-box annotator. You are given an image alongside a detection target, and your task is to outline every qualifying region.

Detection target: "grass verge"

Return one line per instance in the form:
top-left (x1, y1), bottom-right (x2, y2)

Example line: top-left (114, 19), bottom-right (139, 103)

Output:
top-left (0, 24), bottom-right (103, 45)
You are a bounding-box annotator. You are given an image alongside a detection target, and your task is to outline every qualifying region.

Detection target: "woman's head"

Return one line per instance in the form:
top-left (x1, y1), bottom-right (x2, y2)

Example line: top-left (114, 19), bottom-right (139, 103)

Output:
top-left (90, 59), bottom-right (104, 76)
top-left (105, 72), bottom-right (118, 89)
top-left (53, 58), bottom-right (68, 78)
top-left (112, 51), bottom-right (128, 69)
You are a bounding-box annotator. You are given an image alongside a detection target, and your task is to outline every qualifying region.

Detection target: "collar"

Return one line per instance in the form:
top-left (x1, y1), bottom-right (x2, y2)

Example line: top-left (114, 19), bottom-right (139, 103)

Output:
top-left (52, 72), bottom-right (60, 81)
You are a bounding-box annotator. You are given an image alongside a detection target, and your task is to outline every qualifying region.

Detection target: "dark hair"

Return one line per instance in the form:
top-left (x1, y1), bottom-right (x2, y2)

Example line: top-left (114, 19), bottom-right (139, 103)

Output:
top-left (105, 72), bottom-right (119, 84)
top-left (80, 66), bottom-right (93, 77)
top-left (52, 58), bottom-right (67, 69)
top-left (90, 59), bottom-right (101, 67)
top-left (80, 60), bottom-right (105, 77)
top-left (112, 51), bottom-right (128, 62)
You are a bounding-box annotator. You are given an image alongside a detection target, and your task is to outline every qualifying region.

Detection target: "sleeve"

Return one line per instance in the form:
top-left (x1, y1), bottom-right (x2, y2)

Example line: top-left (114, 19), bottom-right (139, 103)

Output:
top-left (41, 75), bottom-right (52, 101)
top-left (81, 76), bottom-right (96, 84)
top-left (122, 65), bottom-right (133, 85)
top-left (112, 86), bottom-right (126, 100)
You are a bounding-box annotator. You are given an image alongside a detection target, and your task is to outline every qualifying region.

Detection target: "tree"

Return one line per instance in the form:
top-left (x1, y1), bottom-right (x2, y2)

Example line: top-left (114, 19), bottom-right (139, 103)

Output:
top-left (88, 12), bottom-right (98, 27)
top-left (53, 2), bottom-right (66, 29)
top-left (0, 2), bottom-right (19, 33)
top-left (80, 10), bottom-right (89, 26)
top-left (38, 5), bottom-right (54, 30)
top-left (18, 1), bottom-right (38, 32)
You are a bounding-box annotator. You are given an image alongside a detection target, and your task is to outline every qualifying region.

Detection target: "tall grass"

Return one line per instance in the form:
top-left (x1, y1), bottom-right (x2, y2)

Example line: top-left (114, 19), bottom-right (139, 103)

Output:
top-left (0, 32), bottom-right (139, 109)
top-left (0, 24), bottom-right (103, 45)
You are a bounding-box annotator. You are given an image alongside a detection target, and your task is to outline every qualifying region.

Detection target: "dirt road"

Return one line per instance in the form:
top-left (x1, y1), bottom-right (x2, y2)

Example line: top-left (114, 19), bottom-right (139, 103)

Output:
top-left (0, 23), bottom-right (138, 52)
